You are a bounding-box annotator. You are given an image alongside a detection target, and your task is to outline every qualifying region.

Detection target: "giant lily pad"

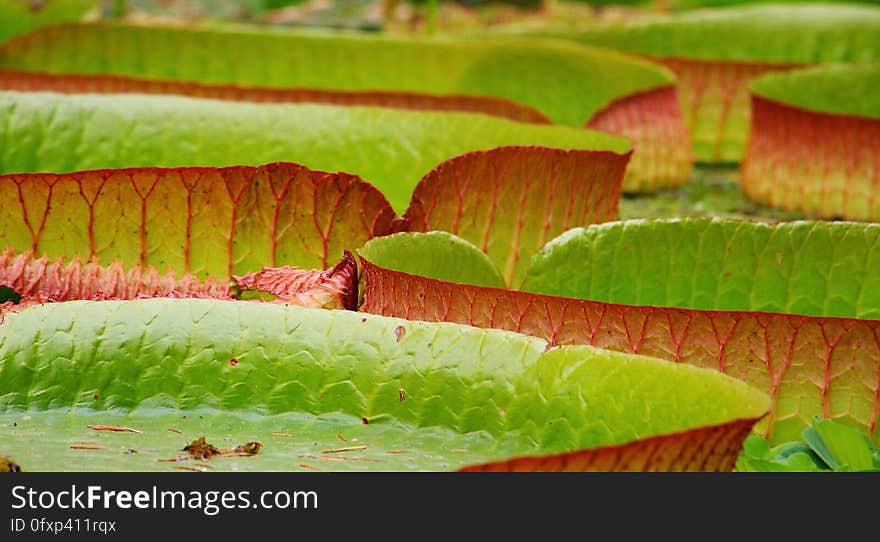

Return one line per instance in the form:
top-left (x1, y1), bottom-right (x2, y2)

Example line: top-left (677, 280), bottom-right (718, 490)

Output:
top-left (0, 299), bottom-right (769, 471)
top-left (358, 221), bottom-right (880, 444)
top-left (743, 64), bottom-right (880, 221)
top-left (569, 4), bottom-right (880, 162)
top-left (522, 218), bottom-right (880, 319)
top-left (0, 23), bottom-right (689, 191)
top-left (0, 94), bottom-right (628, 282)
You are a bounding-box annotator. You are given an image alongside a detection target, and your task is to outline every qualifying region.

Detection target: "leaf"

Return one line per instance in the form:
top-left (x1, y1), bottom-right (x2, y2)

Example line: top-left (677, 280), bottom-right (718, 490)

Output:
top-left (0, 248), bottom-right (231, 304)
top-left (0, 95), bottom-right (629, 283)
top-left (0, 23), bottom-right (672, 127)
top-left (743, 64), bottom-right (880, 221)
top-left (522, 218), bottom-right (880, 320)
top-left (573, 5), bottom-right (880, 64)
top-left (734, 434), bottom-right (826, 472)
top-left (0, 0), bottom-right (98, 45)
top-left (464, 420), bottom-right (756, 472)
top-left (232, 251), bottom-right (359, 310)
top-left (0, 23), bottom-right (689, 191)
top-left (0, 91), bottom-right (629, 214)
top-left (804, 417), bottom-right (877, 471)
top-left (569, 5), bottom-right (880, 162)
top-left (358, 232), bottom-right (505, 289)
top-left (750, 64), bottom-right (880, 121)
top-left (359, 257), bottom-right (880, 444)
top-left (587, 86), bottom-right (693, 191)
top-left (0, 298), bottom-right (768, 471)
top-left (0, 69), bottom-right (551, 125)
top-left (0, 162), bottom-right (398, 277)
top-left (402, 147), bottom-right (626, 287)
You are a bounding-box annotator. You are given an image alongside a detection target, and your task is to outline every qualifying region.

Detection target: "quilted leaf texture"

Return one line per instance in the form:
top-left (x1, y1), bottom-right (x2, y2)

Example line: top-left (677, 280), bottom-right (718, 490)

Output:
top-left (0, 299), bottom-right (768, 471)
top-left (0, 163), bottom-right (397, 278)
top-left (360, 259), bottom-right (880, 444)
top-left (572, 4), bottom-right (880, 162)
top-left (523, 219), bottom-right (880, 320)
top-left (0, 23), bottom-right (687, 191)
top-left (743, 65), bottom-right (880, 221)
top-left (0, 91), bottom-right (629, 214)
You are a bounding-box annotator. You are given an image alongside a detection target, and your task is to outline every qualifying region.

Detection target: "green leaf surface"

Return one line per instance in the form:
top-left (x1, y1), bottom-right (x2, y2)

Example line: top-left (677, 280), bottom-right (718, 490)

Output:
top-left (358, 232), bottom-right (505, 289)
top-left (0, 0), bottom-right (98, 45)
top-left (522, 218), bottom-right (880, 319)
top-left (571, 4), bottom-right (880, 64)
top-left (0, 91), bottom-right (628, 213)
top-left (750, 63), bottom-right (880, 120)
top-left (0, 22), bottom-right (674, 127)
top-left (804, 417), bottom-right (877, 470)
top-left (362, 255), bottom-right (880, 445)
top-left (0, 298), bottom-right (768, 471)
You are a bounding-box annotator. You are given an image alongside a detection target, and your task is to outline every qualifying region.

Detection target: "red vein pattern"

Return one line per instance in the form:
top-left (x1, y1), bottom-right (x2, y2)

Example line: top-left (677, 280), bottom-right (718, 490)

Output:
top-left (654, 58), bottom-right (800, 162)
top-left (403, 146), bottom-right (629, 288)
top-left (0, 248), bottom-right (230, 306)
top-left (743, 96), bottom-right (880, 221)
top-left (360, 261), bottom-right (880, 445)
top-left (460, 419), bottom-right (756, 472)
top-left (0, 162), bottom-right (397, 279)
top-left (0, 69), bottom-right (551, 124)
top-left (587, 86), bottom-right (692, 191)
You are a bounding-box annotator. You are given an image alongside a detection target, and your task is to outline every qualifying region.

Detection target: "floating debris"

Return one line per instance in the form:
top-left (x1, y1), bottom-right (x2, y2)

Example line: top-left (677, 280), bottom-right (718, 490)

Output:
top-left (322, 445), bottom-right (368, 454)
top-left (299, 463), bottom-right (321, 471)
top-left (182, 437), bottom-right (221, 460)
top-left (0, 456), bottom-right (22, 472)
top-left (232, 442), bottom-right (263, 456)
top-left (70, 445), bottom-right (106, 450)
top-left (88, 424), bottom-right (143, 434)
top-left (167, 428), bottom-right (183, 435)
top-left (271, 432), bottom-right (292, 438)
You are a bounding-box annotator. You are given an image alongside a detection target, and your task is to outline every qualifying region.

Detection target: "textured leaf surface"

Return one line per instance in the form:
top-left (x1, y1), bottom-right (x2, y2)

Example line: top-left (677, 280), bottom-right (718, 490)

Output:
top-left (0, 0), bottom-right (97, 44)
top-left (358, 232), bottom-right (504, 289)
top-left (750, 64), bottom-right (880, 120)
top-left (0, 91), bottom-right (629, 213)
top-left (0, 23), bottom-right (673, 127)
top-left (0, 162), bottom-right (397, 277)
top-left (360, 258), bottom-right (880, 444)
top-left (0, 299), bottom-right (767, 471)
top-left (522, 219), bottom-right (880, 320)
top-left (0, 69), bottom-right (551, 124)
top-left (743, 95), bottom-right (880, 222)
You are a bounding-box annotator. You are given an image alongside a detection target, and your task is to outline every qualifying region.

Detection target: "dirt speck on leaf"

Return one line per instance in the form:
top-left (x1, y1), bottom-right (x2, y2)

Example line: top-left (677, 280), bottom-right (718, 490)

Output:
top-left (393, 325), bottom-right (406, 342)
